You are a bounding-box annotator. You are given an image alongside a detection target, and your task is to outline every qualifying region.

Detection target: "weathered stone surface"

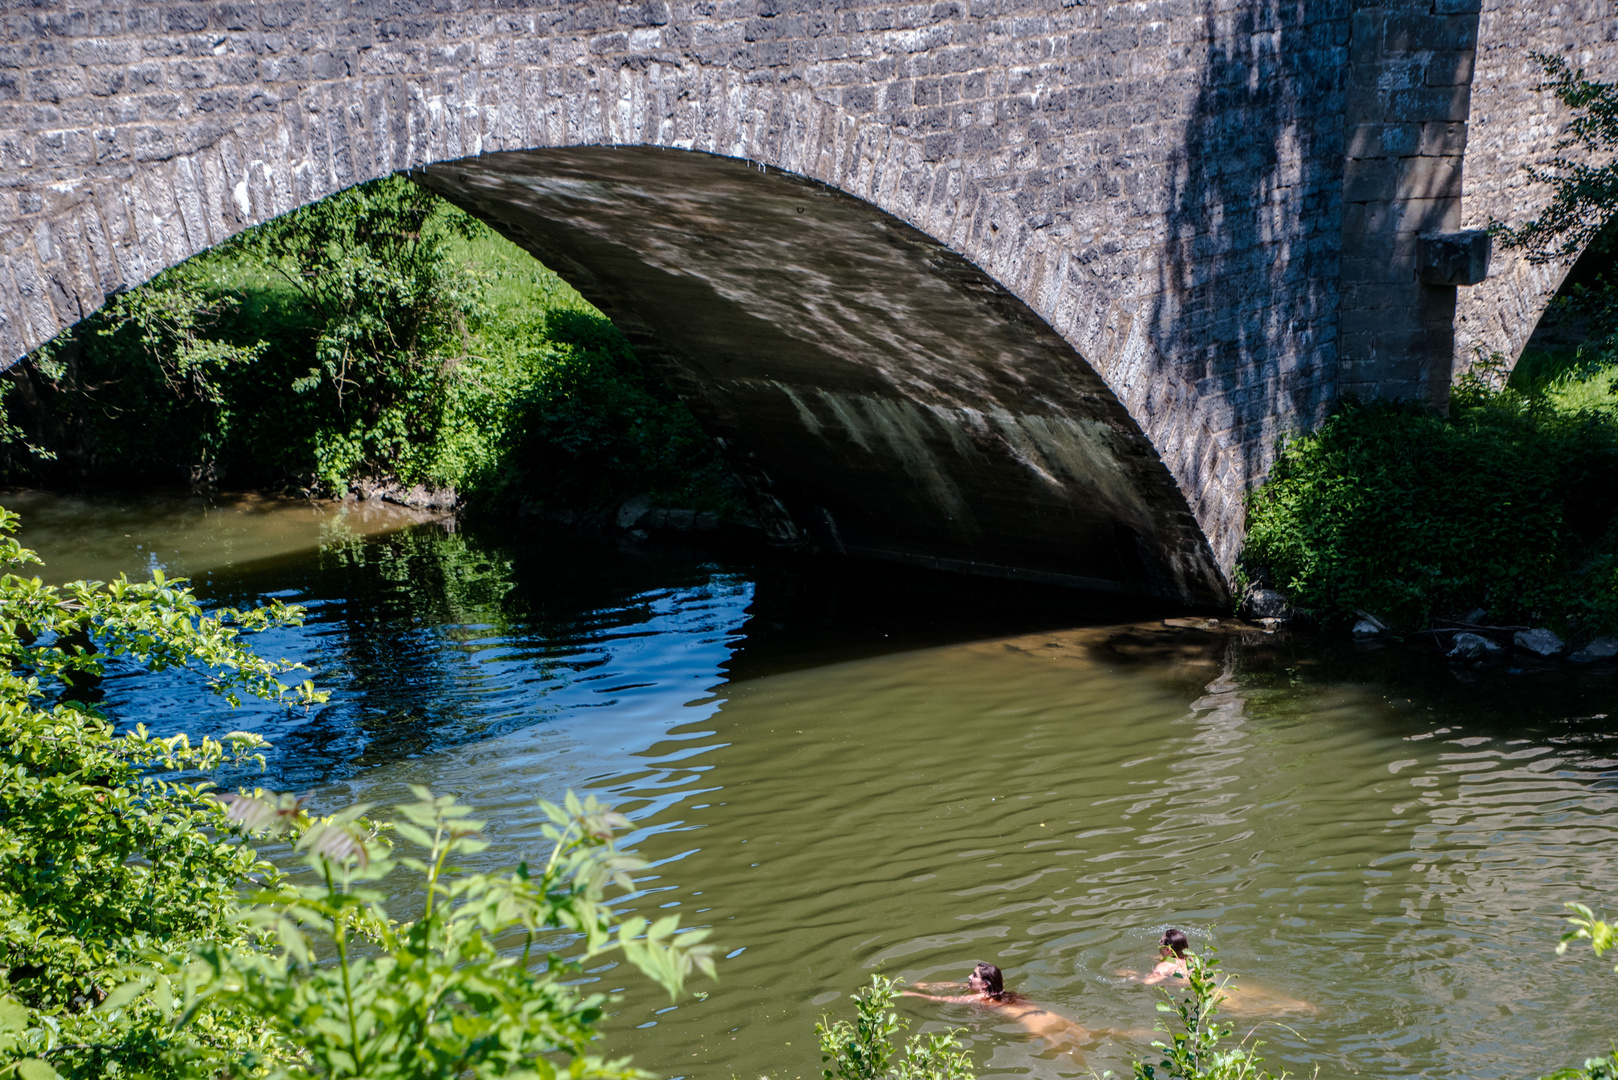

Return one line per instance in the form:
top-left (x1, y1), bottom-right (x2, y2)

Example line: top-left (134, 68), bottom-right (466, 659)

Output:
top-left (1352, 618), bottom-right (1383, 638)
top-left (1417, 230), bottom-right (1491, 287)
top-left (1512, 627), bottom-right (1564, 657)
top-left (0, 0), bottom-right (1609, 601)
top-left (1448, 631), bottom-right (1502, 661)
top-left (1454, 0), bottom-right (1617, 384)
top-left (616, 493), bottom-right (653, 529)
top-left (1242, 587), bottom-right (1291, 621)
top-left (1570, 637), bottom-right (1618, 664)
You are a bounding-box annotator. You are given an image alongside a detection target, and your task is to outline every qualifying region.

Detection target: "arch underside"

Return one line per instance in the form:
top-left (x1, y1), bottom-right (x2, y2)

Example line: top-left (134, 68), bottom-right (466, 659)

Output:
top-left (418, 147), bottom-right (1225, 605)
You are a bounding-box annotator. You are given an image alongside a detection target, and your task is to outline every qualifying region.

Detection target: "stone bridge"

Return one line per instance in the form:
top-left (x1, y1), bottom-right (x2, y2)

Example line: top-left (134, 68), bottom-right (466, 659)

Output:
top-left (0, 0), bottom-right (1613, 604)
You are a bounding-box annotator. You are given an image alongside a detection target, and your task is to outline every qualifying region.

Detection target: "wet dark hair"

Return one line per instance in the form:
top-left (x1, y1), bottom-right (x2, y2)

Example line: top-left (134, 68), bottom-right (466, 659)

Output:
top-left (1160, 928), bottom-right (1189, 958)
top-left (973, 962), bottom-right (1006, 1000)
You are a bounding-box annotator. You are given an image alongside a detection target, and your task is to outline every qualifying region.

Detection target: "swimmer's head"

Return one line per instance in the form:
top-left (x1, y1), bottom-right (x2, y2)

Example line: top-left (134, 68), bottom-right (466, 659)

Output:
top-left (967, 962), bottom-right (1006, 1000)
top-left (1159, 928), bottom-right (1189, 958)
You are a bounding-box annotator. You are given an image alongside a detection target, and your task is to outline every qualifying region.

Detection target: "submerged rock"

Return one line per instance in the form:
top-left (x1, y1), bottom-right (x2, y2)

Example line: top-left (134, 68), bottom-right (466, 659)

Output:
top-left (1512, 628), bottom-right (1565, 657)
top-left (1570, 637), bottom-right (1618, 664)
top-left (1447, 632), bottom-right (1502, 662)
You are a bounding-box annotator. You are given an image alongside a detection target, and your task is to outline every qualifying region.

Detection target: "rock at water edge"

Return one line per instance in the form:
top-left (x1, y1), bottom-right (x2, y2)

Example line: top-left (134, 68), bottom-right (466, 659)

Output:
top-left (1243, 588), bottom-right (1291, 621)
top-left (616, 493), bottom-right (653, 529)
top-left (1448, 632), bottom-right (1502, 662)
top-left (1513, 628), bottom-right (1565, 657)
top-left (1570, 637), bottom-right (1618, 664)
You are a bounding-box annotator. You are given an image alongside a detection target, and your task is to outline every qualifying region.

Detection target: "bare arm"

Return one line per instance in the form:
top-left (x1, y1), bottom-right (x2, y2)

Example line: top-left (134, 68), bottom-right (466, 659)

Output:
top-left (901, 990), bottom-right (979, 1004)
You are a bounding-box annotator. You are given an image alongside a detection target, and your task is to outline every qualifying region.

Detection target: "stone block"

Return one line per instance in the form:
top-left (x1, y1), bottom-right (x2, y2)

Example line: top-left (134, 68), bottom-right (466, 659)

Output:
top-left (1513, 628), bottom-right (1565, 657)
top-left (1417, 120), bottom-right (1466, 156)
top-left (1342, 157), bottom-right (1397, 202)
top-left (1416, 229), bottom-right (1489, 286)
top-left (1396, 153), bottom-right (1462, 200)
top-left (1423, 49), bottom-right (1474, 86)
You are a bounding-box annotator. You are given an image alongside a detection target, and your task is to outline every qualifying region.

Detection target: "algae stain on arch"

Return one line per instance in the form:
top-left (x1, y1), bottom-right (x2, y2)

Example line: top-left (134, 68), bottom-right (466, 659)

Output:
top-left (415, 146), bottom-right (1226, 604)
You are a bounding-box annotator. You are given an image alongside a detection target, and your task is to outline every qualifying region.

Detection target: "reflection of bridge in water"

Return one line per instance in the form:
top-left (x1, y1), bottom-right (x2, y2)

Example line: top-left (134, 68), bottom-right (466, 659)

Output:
top-left (2, 0), bottom-right (1611, 602)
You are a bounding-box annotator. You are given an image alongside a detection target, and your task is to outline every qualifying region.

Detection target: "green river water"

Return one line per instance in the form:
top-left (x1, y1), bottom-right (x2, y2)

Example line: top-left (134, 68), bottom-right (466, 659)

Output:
top-left (11, 490), bottom-right (1618, 1080)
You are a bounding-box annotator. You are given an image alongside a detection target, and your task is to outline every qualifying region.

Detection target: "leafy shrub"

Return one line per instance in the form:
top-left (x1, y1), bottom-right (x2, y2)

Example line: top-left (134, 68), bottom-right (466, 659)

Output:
top-left (1533, 905), bottom-right (1618, 1080)
top-left (816, 975), bottom-right (975, 1080)
top-left (0, 504), bottom-right (715, 1078)
top-left (0, 504), bottom-right (319, 1077)
top-left (1132, 952), bottom-right (1293, 1080)
top-left (134, 788), bottom-right (715, 1080)
top-left (1241, 376), bottom-right (1618, 633)
top-left (494, 309), bottom-right (740, 512)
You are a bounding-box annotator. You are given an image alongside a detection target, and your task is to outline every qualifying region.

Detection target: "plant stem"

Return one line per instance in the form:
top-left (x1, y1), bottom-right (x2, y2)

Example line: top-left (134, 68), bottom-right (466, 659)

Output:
top-left (327, 859), bottom-right (364, 1077)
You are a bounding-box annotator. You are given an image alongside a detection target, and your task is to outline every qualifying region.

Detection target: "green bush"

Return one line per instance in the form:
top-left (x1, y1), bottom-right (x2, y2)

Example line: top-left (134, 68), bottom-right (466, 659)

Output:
top-left (1241, 367), bottom-right (1618, 634)
top-left (143, 788), bottom-right (715, 1080)
top-left (0, 505), bottom-right (715, 1078)
top-left (1132, 951), bottom-right (1294, 1080)
top-left (1533, 905), bottom-right (1618, 1080)
top-left (815, 975), bottom-right (974, 1080)
top-left (0, 503), bottom-right (319, 1077)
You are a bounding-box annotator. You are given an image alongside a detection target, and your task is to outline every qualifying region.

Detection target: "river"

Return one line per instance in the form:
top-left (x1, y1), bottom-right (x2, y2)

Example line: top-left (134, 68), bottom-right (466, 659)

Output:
top-left (11, 490), bottom-right (1618, 1080)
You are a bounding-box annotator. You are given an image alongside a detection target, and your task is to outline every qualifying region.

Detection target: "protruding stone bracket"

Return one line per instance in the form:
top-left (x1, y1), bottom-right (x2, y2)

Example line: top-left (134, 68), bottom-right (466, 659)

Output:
top-left (1417, 230), bottom-right (1492, 286)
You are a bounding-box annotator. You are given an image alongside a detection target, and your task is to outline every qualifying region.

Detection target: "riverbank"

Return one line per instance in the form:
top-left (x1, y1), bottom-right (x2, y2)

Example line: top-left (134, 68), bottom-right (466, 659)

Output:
top-left (1238, 354), bottom-right (1618, 655)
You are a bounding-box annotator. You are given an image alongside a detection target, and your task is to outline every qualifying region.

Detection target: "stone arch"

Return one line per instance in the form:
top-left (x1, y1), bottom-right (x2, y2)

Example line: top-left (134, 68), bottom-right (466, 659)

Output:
top-left (1455, 0), bottom-right (1618, 375)
top-left (0, 3), bottom-right (1272, 594)
top-left (2, 32), bottom-right (1245, 603)
top-left (413, 144), bottom-right (1226, 603)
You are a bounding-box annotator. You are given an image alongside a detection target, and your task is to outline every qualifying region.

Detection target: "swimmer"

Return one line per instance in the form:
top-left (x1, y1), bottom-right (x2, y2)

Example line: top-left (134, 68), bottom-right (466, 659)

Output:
top-left (1116, 928), bottom-right (1191, 985)
top-left (1118, 930), bottom-right (1315, 1016)
top-left (903, 962), bottom-right (1100, 1045)
top-left (1144, 928), bottom-right (1191, 985)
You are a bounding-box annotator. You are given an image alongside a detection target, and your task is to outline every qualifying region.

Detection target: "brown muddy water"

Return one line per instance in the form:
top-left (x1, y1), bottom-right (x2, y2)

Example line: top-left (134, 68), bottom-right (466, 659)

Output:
top-left (10, 491), bottom-right (1618, 1080)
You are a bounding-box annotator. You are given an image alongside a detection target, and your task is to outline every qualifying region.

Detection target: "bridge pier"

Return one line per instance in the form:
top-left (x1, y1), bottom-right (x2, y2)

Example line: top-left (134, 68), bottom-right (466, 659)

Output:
top-left (1338, 0), bottom-right (1483, 408)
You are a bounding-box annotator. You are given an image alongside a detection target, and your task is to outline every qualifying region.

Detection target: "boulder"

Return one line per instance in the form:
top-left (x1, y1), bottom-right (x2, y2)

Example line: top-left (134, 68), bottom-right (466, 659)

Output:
top-left (616, 493), bottom-right (653, 529)
top-left (666, 508), bottom-right (696, 531)
top-left (1570, 637), bottom-right (1618, 664)
top-left (1242, 587), bottom-right (1291, 621)
top-left (1352, 619), bottom-right (1383, 638)
top-left (1512, 628), bottom-right (1565, 658)
top-left (1447, 632), bottom-right (1502, 662)
top-left (1354, 609), bottom-right (1389, 633)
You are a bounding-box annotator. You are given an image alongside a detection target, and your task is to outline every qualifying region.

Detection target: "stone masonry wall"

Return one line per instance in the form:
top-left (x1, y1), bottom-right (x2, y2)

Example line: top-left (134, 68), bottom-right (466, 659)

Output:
top-left (1337, 0), bottom-right (1479, 406)
top-left (0, 0), bottom-right (1610, 576)
top-left (1456, 0), bottom-right (1618, 377)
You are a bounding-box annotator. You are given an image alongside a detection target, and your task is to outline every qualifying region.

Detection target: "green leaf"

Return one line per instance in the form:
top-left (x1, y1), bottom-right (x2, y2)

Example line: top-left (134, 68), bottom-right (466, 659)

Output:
top-left (17, 1061), bottom-right (60, 1080)
top-left (99, 978), bottom-right (146, 1012)
top-left (0, 1000), bottom-right (29, 1035)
